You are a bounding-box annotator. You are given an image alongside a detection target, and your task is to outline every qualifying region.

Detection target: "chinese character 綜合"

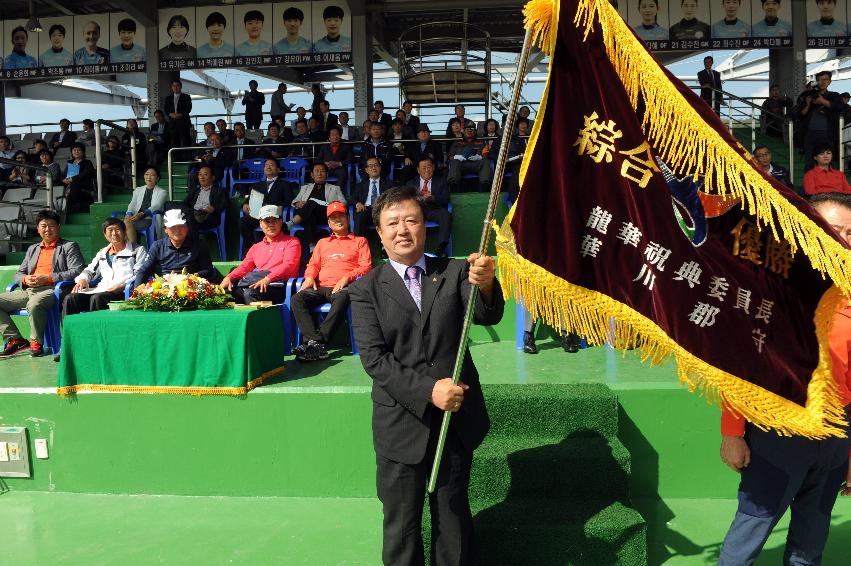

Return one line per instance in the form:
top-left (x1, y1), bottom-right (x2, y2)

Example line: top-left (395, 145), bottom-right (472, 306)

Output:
top-left (707, 276), bottom-right (729, 301)
top-left (764, 238), bottom-right (794, 279)
top-left (730, 218), bottom-right (763, 265)
top-left (586, 206), bottom-right (613, 234)
top-left (755, 299), bottom-right (774, 324)
top-left (616, 222), bottom-right (643, 247)
top-left (734, 288), bottom-right (752, 314)
top-left (644, 241), bottom-right (672, 271)
top-left (574, 111), bottom-right (623, 164)
top-left (580, 235), bottom-right (603, 258)
top-left (619, 141), bottom-right (661, 188)
top-left (752, 328), bottom-right (767, 353)
top-left (633, 264), bottom-right (657, 290)
top-left (673, 261), bottom-right (703, 288)
top-left (688, 302), bottom-right (720, 327)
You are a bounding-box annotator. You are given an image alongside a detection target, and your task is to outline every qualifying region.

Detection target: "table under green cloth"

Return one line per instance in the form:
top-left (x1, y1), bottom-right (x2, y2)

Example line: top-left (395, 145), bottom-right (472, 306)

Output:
top-left (57, 307), bottom-right (285, 395)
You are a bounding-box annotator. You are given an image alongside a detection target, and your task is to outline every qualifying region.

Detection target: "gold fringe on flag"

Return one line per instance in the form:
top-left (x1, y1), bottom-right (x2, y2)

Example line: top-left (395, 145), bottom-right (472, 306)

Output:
top-left (499, 0), bottom-right (851, 437)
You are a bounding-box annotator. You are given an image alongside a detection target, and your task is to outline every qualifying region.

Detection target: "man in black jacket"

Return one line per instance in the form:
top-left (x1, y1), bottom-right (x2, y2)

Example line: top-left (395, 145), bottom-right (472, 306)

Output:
top-left (799, 70), bottom-right (845, 171)
top-left (698, 55), bottom-right (722, 114)
top-left (50, 119), bottom-right (77, 151)
top-left (239, 159), bottom-right (297, 256)
top-left (408, 125), bottom-right (444, 171)
top-left (405, 157), bottom-right (452, 257)
top-left (163, 79), bottom-right (193, 149)
top-left (352, 157), bottom-right (390, 236)
top-left (349, 186), bottom-right (504, 566)
top-left (753, 145), bottom-right (792, 189)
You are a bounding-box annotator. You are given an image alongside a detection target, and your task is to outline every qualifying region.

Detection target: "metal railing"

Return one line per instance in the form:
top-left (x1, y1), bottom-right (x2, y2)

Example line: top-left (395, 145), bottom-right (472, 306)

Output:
top-left (0, 156), bottom-right (55, 211)
top-left (94, 119), bottom-right (137, 203)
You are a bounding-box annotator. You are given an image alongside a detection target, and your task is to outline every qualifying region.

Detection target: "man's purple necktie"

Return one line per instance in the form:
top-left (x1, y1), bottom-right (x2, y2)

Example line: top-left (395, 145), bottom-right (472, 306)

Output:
top-left (405, 266), bottom-right (422, 311)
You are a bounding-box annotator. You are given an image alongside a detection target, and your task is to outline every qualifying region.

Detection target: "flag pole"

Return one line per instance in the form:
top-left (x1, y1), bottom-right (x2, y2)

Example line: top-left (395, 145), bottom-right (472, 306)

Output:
top-left (427, 27), bottom-right (537, 494)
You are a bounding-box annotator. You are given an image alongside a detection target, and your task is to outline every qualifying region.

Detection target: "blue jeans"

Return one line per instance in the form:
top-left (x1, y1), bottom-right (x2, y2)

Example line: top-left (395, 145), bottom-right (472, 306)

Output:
top-left (718, 415), bottom-right (850, 565)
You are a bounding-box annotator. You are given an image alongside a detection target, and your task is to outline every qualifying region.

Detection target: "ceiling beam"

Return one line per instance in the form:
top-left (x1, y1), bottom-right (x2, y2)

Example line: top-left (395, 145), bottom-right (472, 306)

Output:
top-left (41, 0), bottom-right (75, 17)
top-left (111, 0), bottom-right (157, 28)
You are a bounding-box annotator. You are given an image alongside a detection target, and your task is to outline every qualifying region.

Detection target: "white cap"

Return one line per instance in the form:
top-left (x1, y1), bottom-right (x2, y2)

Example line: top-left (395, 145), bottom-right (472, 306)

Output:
top-left (258, 205), bottom-right (280, 219)
top-left (163, 209), bottom-right (187, 228)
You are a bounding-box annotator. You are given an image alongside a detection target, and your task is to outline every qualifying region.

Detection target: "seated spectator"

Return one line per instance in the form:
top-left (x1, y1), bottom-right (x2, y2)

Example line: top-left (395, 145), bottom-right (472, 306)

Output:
top-left (373, 100), bottom-right (393, 131)
top-left (290, 106), bottom-right (307, 129)
top-left (387, 119), bottom-right (415, 182)
top-left (445, 104), bottom-right (475, 137)
top-left (447, 125), bottom-right (493, 191)
top-left (50, 118), bottom-right (77, 151)
top-left (0, 136), bottom-right (15, 174)
top-left (313, 99), bottom-right (338, 132)
top-left (77, 119), bottom-right (96, 145)
top-left (360, 122), bottom-right (391, 177)
top-left (101, 136), bottom-right (127, 187)
top-left (316, 127), bottom-right (352, 192)
top-left (125, 167), bottom-right (167, 244)
top-left (408, 124), bottom-right (444, 171)
top-left (361, 119), bottom-right (373, 141)
top-left (515, 105), bottom-right (534, 133)
top-left (290, 162), bottom-right (347, 249)
top-left (134, 208), bottom-right (221, 288)
top-left (352, 157), bottom-right (390, 236)
top-left (190, 132), bottom-right (232, 189)
top-left (289, 120), bottom-right (313, 158)
top-left (146, 110), bottom-right (169, 168)
top-left (34, 149), bottom-right (62, 187)
top-left (803, 146), bottom-right (851, 196)
top-left (481, 118), bottom-right (500, 152)
top-left (8, 151), bottom-right (32, 185)
top-left (183, 165), bottom-right (228, 231)
top-left (394, 109), bottom-right (416, 139)
top-left (444, 118), bottom-right (464, 153)
top-left (307, 117), bottom-right (326, 142)
top-left (215, 119), bottom-right (235, 145)
top-left (401, 101), bottom-right (420, 131)
top-left (121, 119), bottom-right (146, 170)
top-left (60, 216), bottom-right (147, 329)
top-left (220, 205), bottom-right (301, 305)
top-left (494, 118), bottom-right (530, 202)
top-left (338, 111), bottom-right (357, 141)
top-left (753, 145), bottom-right (792, 189)
top-left (200, 122), bottom-right (216, 146)
top-left (405, 157), bottom-right (452, 257)
top-left (62, 143), bottom-right (95, 213)
top-left (292, 201), bottom-right (371, 361)
top-left (0, 210), bottom-right (84, 358)
top-left (239, 159), bottom-right (297, 256)
top-left (28, 139), bottom-right (49, 165)
top-left (229, 121), bottom-right (256, 163)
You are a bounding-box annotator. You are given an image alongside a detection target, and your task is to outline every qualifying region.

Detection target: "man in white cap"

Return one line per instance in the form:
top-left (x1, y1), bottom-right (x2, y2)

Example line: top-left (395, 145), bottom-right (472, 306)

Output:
top-left (292, 201), bottom-right (371, 361)
top-left (220, 205), bottom-right (301, 304)
top-left (134, 208), bottom-right (220, 288)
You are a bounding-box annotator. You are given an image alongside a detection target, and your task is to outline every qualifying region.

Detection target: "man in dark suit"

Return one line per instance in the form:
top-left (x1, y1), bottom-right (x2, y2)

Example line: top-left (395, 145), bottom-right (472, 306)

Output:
top-left (408, 125), bottom-right (444, 170)
top-left (50, 118), bottom-right (77, 151)
top-left (753, 145), bottom-right (792, 189)
top-left (239, 159), bottom-right (298, 256)
top-left (402, 101), bottom-right (420, 131)
top-left (163, 79), bottom-right (193, 149)
top-left (374, 100), bottom-right (393, 132)
top-left (229, 122), bottom-right (257, 164)
top-left (189, 133), bottom-right (233, 190)
top-left (406, 157), bottom-right (453, 257)
top-left (349, 186), bottom-right (504, 566)
top-left (316, 127), bottom-right (353, 192)
top-left (352, 156), bottom-right (391, 236)
top-left (312, 100), bottom-right (339, 132)
top-left (698, 55), bottom-right (722, 114)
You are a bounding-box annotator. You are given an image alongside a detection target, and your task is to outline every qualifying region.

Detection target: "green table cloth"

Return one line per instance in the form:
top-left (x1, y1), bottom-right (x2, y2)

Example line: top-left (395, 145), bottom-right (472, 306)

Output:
top-left (57, 307), bottom-right (285, 395)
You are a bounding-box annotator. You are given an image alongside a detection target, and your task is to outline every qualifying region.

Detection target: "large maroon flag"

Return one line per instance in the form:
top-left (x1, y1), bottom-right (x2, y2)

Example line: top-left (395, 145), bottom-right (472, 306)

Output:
top-left (496, 0), bottom-right (851, 437)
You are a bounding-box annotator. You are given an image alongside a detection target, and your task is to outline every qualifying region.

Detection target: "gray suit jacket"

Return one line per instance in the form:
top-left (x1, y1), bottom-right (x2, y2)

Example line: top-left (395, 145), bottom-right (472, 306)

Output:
top-left (349, 256), bottom-right (505, 464)
top-left (15, 238), bottom-right (85, 285)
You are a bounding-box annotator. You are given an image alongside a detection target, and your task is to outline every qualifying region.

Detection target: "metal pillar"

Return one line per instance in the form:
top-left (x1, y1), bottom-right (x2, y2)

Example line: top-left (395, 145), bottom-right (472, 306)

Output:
top-left (351, 0), bottom-right (373, 123)
top-left (0, 82), bottom-right (6, 134)
top-left (791, 0), bottom-right (808, 93)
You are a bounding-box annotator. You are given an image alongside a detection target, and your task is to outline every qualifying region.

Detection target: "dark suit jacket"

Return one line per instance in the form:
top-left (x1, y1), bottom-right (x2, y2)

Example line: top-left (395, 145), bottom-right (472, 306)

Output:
top-left (197, 147), bottom-right (235, 183)
top-left (349, 257), bottom-right (505, 463)
top-left (163, 92), bottom-right (192, 118)
top-left (312, 112), bottom-right (339, 132)
top-left (408, 139), bottom-right (445, 166)
top-left (244, 178), bottom-right (297, 210)
top-left (406, 174), bottom-right (450, 207)
top-left (183, 184), bottom-right (229, 214)
top-left (316, 143), bottom-right (353, 167)
top-left (229, 138), bottom-right (257, 161)
top-left (697, 68), bottom-right (721, 101)
top-left (353, 176), bottom-right (391, 205)
top-left (50, 130), bottom-right (77, 149)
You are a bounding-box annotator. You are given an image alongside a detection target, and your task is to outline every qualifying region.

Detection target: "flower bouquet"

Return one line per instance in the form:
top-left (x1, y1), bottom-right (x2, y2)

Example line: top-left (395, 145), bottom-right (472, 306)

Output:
top-left (129, 270), bottom-right (231, 312)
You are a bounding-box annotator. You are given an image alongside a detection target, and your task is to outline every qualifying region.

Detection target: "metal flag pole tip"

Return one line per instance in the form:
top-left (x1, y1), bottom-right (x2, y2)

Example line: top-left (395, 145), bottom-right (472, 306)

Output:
top-left (426, 27), bottom-right (536, 494)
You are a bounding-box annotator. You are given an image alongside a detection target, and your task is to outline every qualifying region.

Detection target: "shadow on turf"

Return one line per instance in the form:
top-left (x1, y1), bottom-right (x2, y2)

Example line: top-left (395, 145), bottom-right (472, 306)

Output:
top-left (472, 429), bottom-right (643, 565)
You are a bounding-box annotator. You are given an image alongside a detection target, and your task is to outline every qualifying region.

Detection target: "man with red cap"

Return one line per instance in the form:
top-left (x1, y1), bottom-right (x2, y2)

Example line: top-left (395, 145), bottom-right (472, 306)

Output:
top-left (292, 201), bottom-right (372, 361)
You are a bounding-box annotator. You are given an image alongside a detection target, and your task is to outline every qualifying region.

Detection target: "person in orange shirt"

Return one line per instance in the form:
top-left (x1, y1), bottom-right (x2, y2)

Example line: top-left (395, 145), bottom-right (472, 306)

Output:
top-left (0, 210), bottom-right (84, 358)
top-left (291, 201), bottom-right (371, 361)
top-left (802, 146), bottom-right (851, 196)
top-left (717, 192), bottom-right (851, 565)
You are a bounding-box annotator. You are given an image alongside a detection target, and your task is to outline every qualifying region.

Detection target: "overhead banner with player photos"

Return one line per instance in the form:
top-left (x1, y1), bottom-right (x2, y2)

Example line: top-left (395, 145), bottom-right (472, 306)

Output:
top-left (0, 1), bottom-right (351, 79)
top-left (612, 0), bottom-right (795, 51)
